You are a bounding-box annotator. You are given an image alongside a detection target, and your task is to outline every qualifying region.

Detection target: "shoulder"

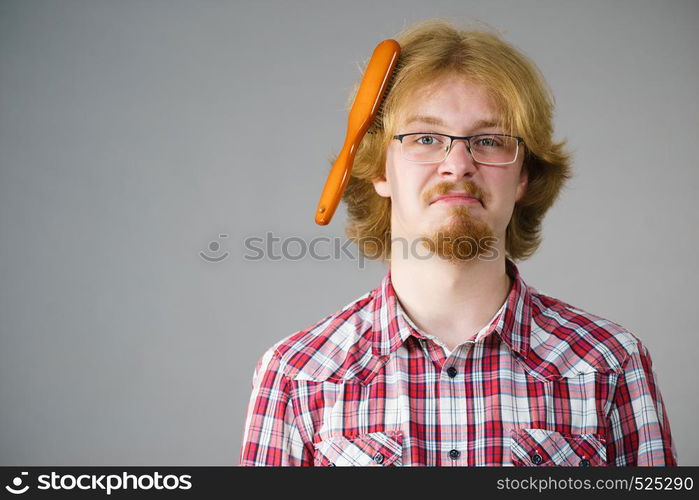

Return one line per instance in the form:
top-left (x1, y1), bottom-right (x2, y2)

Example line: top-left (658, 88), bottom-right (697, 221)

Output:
top-left (255, 288), bottom-right (380, 384)
top-left (525, 288), bottom-right (645, 377)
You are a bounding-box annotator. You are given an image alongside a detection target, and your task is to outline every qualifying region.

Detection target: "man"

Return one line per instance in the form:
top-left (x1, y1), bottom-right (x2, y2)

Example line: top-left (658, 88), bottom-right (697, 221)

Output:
top-left (239, 19), bottom-right (677, 466)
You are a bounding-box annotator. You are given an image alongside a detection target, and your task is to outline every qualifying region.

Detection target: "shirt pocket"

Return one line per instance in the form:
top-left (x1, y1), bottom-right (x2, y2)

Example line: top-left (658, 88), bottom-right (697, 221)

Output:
top-left (510, 428), bottom-right (607, 467)
top-left (313, 431), bottom-right (403, 467)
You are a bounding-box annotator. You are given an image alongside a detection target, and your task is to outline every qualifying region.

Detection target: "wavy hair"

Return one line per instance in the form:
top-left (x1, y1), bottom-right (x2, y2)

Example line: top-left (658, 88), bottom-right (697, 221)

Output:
top-left (336, 19), bottom-right (572, 262)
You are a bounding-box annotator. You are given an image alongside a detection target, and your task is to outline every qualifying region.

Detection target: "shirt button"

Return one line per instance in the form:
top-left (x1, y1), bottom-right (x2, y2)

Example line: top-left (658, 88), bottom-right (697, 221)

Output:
top-left (531, 453), bottom-right (543, 465)
top-left (579, 458), bottom-right (590, 467)
top-left (446, 367), bottom-right (458, 378)
top-left (449, 449), bottom-right (461, 460)
top-left (373, 453), bottom-right (384, 464)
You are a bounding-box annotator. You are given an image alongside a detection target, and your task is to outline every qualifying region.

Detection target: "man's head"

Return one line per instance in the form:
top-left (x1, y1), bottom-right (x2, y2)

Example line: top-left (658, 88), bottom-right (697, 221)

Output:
top-left (340, 19), bottom-right (571, 263)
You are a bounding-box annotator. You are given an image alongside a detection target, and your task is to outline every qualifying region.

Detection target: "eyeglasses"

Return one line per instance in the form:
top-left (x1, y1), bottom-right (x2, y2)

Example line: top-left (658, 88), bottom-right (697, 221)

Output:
top-left (392, 132), bottom-right (524, 165)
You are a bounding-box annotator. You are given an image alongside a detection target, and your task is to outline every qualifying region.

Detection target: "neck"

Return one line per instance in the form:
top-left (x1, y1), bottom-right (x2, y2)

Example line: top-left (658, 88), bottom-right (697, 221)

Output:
top-left (389, 244), bottom-right (512, 351)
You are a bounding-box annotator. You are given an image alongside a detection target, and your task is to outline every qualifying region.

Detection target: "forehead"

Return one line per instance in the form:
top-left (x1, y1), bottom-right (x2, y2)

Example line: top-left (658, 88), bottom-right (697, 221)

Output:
top-left (396, 75), bottom-right (503, 129)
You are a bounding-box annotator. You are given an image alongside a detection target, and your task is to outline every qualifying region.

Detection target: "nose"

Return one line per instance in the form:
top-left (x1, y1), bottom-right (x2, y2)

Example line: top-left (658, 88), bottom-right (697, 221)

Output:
top-left (436, 138), bottom-right (477, 178)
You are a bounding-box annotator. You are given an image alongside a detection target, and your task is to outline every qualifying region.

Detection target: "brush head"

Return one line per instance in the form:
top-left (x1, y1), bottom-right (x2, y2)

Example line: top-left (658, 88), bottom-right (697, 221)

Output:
top-left (367, 58), bottom-right (402, 135)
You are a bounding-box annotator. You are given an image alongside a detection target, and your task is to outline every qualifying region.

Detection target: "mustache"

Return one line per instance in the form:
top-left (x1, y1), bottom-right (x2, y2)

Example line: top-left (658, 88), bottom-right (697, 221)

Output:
top-left (423, 180), bottom-right (490, 205)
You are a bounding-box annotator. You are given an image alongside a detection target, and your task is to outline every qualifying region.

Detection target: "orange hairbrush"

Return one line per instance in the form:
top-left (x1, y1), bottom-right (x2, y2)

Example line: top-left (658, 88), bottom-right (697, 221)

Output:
top-left (314, 39), bottom-right (401, 225)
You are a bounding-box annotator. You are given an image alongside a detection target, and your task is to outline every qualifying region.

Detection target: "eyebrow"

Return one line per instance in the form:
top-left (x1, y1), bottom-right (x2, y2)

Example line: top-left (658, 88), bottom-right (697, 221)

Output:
top-left (404, 115), bottom-right (500, 130)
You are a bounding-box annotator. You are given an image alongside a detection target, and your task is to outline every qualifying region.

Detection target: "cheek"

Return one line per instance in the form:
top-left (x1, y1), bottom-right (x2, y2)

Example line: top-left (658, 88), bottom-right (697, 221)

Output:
top-left (501, 164), bottom-right (526, 196)
top-left (387, 164), bottom-right (430, 207)
top-left (486, 173), bottom-right (522, 212)
top-left (384, 148), bottom-right (402, 190)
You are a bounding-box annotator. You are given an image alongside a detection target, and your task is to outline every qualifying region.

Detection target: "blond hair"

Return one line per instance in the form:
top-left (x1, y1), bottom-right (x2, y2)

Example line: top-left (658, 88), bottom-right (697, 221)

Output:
top-left (338, 19), bottom-right (572, 262)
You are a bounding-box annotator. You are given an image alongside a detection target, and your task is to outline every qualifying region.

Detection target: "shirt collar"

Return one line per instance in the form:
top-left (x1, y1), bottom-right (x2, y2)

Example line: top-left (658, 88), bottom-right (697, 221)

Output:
top-left (370, 258), bottom-right (532, 357)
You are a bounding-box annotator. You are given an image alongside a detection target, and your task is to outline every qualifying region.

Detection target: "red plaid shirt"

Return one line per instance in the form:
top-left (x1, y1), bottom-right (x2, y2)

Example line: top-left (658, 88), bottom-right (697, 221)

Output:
top-left (239, 259), bottom-right (678, 466)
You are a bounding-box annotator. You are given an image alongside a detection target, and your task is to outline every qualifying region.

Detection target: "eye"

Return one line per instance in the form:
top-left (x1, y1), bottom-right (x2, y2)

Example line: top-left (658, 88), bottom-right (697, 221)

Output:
top-left (474, 135), bottom-right (504, 148)
top-left (412, 134), bottom-right (444, 146)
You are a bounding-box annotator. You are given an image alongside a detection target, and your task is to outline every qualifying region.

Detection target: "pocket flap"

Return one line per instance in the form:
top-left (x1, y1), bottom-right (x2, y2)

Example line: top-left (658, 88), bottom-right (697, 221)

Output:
top-left (511, 428), bottom-right (607, 466)
top-left (313, 431), bottom-right (403, 466)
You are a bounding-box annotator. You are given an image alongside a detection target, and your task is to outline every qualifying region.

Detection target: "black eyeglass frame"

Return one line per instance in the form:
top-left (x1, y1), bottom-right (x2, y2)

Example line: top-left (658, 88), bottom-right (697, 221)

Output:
top-left (392, 132), bottom-right (525, 166)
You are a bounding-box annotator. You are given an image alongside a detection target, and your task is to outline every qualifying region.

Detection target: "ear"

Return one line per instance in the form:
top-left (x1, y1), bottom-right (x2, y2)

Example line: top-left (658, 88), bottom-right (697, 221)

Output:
top-left (372, 175), bottom-right (392, 198)
top-left (514, 164), bottom-right (528, 203)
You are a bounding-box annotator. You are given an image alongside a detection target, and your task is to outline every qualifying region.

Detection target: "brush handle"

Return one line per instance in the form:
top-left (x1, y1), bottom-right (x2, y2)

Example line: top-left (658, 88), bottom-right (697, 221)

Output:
top-left (315, 39), bottom-right (400, 225)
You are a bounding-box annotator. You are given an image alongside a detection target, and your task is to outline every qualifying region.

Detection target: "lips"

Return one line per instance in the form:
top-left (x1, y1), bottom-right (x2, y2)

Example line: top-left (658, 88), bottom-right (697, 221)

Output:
top-left (430, 192), bottom-right (481, 205)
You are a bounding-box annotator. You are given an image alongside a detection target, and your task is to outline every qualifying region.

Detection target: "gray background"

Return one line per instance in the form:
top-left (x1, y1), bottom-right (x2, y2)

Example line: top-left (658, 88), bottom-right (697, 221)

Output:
top-left (1, 0), bottom-right (697, 465)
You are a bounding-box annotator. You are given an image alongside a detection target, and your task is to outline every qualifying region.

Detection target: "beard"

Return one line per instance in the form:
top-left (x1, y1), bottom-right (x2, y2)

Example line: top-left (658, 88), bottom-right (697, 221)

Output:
top-left (419, 205), bottom-right (496, 262)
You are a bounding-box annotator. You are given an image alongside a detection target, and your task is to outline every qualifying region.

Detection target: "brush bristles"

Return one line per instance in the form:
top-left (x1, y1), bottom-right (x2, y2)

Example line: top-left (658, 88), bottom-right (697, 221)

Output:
top-left (367, 59), bottom-right (402, 135)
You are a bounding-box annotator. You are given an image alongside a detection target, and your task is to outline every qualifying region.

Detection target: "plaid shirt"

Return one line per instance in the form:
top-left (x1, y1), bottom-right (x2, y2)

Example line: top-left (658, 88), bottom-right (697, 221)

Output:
top-left (239, 259), bottom-right (678, 466)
